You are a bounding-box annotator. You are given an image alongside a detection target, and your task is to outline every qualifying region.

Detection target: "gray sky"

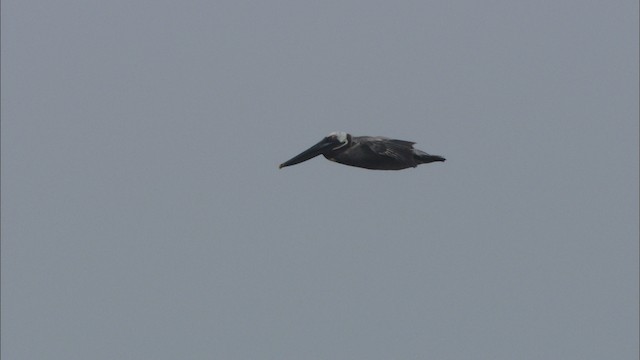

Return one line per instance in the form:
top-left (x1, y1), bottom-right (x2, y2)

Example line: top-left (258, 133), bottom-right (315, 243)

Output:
top-left (2, 1), bottom-right (638, 359)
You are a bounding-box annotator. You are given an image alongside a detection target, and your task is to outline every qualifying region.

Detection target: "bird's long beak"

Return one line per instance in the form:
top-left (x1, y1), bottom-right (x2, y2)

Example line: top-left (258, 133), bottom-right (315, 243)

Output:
top-left (279, 137), bottom-right (336, 169)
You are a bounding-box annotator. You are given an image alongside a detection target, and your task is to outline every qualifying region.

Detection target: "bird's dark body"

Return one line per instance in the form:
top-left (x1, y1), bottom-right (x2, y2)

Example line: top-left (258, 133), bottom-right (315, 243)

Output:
top-left (324, 136), bottom-right (436, 170)
top-left (279, 132), bottom-right (445, 171)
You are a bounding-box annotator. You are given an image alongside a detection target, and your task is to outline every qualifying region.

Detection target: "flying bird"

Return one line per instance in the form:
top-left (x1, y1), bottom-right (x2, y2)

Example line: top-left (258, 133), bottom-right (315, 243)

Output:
top-left (279, 132), bottom-right (445, 170)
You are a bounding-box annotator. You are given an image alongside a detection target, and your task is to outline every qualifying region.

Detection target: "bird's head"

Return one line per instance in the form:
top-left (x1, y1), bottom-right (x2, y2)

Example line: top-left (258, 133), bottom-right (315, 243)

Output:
top-left (279, 131), bottom-right (350, 169)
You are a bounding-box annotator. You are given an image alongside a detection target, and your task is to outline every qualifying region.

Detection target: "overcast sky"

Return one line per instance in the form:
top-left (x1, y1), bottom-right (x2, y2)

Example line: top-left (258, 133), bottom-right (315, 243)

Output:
top-left (2, 1), bottom-right (638, 359)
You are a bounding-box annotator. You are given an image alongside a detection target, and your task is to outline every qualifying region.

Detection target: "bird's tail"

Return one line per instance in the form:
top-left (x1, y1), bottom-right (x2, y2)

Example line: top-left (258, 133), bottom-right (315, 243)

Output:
top-left (414, 150), bottom-right (446, 164)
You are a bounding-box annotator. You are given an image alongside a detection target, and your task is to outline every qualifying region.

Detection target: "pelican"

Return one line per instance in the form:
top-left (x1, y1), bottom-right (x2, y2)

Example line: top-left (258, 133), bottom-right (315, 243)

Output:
top-left (279, 132), bottom-right (445, 170)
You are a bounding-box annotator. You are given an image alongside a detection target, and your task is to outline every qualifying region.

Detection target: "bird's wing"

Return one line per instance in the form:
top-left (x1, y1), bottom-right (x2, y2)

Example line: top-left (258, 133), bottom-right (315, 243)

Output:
top-left (357, 137), bottom-right (415, 161)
